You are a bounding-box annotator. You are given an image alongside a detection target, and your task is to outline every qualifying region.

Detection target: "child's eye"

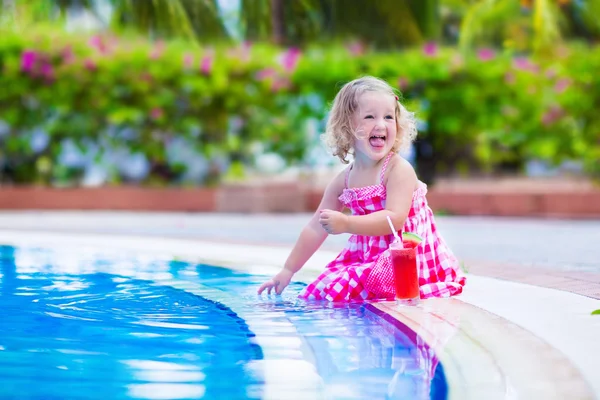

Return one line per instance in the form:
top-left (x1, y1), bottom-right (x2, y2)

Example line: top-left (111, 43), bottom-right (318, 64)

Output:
top-left (385, 115), bottom-right (394, 120)
top-left (364, 115), bottom-right (374, 119)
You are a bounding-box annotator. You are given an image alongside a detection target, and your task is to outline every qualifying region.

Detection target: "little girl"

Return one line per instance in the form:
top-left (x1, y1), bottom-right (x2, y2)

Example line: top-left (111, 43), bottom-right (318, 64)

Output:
top-left (258, 76), bottom-right (466, 301)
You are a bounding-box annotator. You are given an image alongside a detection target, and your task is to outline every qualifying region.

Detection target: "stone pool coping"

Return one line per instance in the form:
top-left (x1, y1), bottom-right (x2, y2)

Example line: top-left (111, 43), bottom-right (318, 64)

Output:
top-left (0, 230), bottom-right (598, 399)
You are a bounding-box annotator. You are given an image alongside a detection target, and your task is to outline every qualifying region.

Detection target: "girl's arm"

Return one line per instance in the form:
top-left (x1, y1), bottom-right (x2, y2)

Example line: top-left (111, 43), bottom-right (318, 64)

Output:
top-left (257, 170), bottom-right (346, 295)
top-left (335, 156), bottom-right (417, 237)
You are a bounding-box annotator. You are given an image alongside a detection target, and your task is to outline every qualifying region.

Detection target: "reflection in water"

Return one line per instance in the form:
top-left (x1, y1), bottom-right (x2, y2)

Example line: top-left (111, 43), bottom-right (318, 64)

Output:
top-left (252, 298), bottom-right (448, 400)
top-left (0, 245), bottom-right (450, 399)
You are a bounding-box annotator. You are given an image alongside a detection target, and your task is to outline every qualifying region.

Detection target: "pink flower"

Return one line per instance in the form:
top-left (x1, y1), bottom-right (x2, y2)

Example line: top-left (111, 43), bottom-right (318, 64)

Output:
top-left (200, 55), bottom-right (212, 75)
top-left (279, 47), bottom-right (301, 73)
top-left (183, 54), bottom-right (194, 69)
top-left (423, 42), bottom-right (438, 57)
top-left (504, 72), bottom-right (516, 85)
top-left (545, 68), bottom-right (557, 79)
top-left (200, 49), bottom-right (214, 75)
top-left (256, 68), bottom-right (276, 81)
top-left (84, 59), bottom-right (96, 71)
top-left (513, 57), bottom-right (539, 73)
top-left (88, 35), bottom-right (107, 53)
top-left (346, 40), bottom-right (365, 56)
top-left (21, 50), bottom-right (37, 72)
top-left (477, 48), bottom-right (495, 62)
top-left (150, 107), bottom-right (164, 120)
top-left (271, 77), bottom-right (291, 92)
top-left (397, 77), bottom-right (409, 91)
top-left (40, 63), bottom-right (54, 80)
top-left (227, 42), bottom-right (252, 62)
top-left (150, 40), bottom-right (165, 59)
top-left (61, 46), bottom-right (75, 64)
top-left (554, 78), bottom-right (571, 93)
top-left (240, 41), bottom-right (252, 61)
top-left (541, 105), bottom-right (564, 126)
top-left (513, 57), bottom-right (528, 68)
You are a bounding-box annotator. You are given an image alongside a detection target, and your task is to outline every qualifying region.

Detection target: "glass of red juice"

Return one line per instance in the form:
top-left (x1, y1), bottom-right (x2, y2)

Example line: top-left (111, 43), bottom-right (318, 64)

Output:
top-left (390, 240), bottom-right (420, 305)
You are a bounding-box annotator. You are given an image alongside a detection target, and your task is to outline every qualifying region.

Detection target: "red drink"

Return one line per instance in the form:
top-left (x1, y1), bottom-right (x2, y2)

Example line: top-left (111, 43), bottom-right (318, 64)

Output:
top-left (390, 240), bottom-right (419, 304)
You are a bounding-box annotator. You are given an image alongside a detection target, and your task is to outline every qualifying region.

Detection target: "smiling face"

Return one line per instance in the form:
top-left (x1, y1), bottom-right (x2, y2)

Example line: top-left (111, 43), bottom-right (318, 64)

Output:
top-left (352, 91), bottom-right (398, 162)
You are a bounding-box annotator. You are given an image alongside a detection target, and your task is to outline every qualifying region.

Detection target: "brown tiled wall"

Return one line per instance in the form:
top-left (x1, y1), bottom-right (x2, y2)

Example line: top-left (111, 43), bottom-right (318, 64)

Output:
top-left (1, 182), bottom-right (599, 218)
top-left (0, 187), bottom-right (216, 212)
top-left (425, 192), bottom-right (600, 218)
top-left (215, 182), bottom-right (306, 213)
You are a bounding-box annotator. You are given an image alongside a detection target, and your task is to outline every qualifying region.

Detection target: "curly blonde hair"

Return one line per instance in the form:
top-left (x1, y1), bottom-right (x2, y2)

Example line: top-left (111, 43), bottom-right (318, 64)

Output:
top-left (322, 76), bottom-right (417, 164)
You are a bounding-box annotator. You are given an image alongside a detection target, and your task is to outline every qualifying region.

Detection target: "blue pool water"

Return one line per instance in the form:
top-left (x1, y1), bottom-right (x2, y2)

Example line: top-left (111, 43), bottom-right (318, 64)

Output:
top-left (0, 245), bottom-right (447, 399)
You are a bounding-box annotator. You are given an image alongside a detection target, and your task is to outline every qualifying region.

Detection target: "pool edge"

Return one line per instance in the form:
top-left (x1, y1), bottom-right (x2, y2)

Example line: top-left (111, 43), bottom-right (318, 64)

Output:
top-left (0, 229), bottom-right (597, 400)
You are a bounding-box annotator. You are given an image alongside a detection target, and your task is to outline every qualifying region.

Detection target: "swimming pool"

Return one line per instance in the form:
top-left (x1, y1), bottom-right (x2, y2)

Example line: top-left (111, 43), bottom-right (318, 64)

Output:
top-left (0, 244), bottom-right (448, 399)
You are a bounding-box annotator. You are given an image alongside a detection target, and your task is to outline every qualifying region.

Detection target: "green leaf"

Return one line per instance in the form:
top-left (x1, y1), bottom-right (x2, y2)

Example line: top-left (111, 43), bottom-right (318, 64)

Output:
top-left (592, 309), bottom-right (600, 316)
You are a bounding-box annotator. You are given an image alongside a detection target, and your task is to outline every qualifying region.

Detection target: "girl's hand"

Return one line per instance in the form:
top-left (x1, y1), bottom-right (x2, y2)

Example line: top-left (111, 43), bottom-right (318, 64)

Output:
top-left (257, 268), bottom-right (295, 295)
top-left (319, 209), bottom-right (349, 235)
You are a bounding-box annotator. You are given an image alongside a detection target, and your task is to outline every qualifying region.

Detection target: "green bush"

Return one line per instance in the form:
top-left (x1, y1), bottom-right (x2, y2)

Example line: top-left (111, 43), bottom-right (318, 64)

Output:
top-left (0, 27), bottom-right (598, 186)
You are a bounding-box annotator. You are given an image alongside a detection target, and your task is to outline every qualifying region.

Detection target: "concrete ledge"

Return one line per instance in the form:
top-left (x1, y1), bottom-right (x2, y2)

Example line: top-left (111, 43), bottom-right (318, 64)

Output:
top-left (375, 299), bottom-right (595, 400)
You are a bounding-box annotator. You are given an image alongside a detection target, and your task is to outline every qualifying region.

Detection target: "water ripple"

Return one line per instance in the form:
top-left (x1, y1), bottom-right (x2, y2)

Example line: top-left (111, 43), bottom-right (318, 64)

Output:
top-left (0, 245), bottom-right (447, 400)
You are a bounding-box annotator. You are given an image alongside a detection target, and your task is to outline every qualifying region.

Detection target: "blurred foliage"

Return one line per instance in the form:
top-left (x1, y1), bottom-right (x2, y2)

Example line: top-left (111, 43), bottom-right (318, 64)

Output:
top-left (457, 0), bottom-right (600, 55)
top-left (1, 0), bottom-right (600, 186)
top-left (109, 0), bottom-right (230, 43)
top-left (0, 27), bottom-right (599, 186)
top-left (240, 0), bottom-right (441, 47)
top-left (0, 0), bottom-right (440, 47)
top-left (2, 0), bottom-right (599, 52)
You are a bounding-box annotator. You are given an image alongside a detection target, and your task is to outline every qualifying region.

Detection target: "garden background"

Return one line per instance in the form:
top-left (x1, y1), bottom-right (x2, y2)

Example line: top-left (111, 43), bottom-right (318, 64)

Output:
top-left (1, 0), bottom-right (599, 216)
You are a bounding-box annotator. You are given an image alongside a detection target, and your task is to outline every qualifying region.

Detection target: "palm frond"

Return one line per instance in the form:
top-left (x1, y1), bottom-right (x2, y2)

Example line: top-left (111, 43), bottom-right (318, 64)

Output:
top-left (0, 0), bottom-right (57, 30)
top-left (109, 0), bottom-right (229, 42)
top-left (576, 0), bottom-right (600, 36)
top-left (458, 0), bottom-right (497, 51)
top-left (409, 0), bottom-right (441, 39)
top-left (180, 0), bottom-right (230, 42)
top-left (329, 0), bottom-right (426, 47)
top-left (532, 0), bottom-right (563, 54)
top-left (239, 0), bottom-right (272, 42)
top-left (458, 0), bottom-right (565, 53)
top-left (239, 0), bottom-right (432, 47)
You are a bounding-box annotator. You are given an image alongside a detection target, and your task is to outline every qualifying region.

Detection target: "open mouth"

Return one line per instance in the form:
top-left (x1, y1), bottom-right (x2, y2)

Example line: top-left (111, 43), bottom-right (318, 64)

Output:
top-left (369, 135), bottom-right (386, 148)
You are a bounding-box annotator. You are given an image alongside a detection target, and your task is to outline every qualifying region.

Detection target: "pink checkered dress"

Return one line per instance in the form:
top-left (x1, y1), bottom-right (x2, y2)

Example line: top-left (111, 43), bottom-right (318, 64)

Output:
top-left (299, 152), bottom-right (466, 302)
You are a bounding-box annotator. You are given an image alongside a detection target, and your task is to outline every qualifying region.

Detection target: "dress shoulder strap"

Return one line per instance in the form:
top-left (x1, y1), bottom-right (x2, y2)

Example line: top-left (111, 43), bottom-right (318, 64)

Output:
top-left (379, 152), bottom-right (395, 184)
top-left (345, 164), bottom-right (353, 189)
